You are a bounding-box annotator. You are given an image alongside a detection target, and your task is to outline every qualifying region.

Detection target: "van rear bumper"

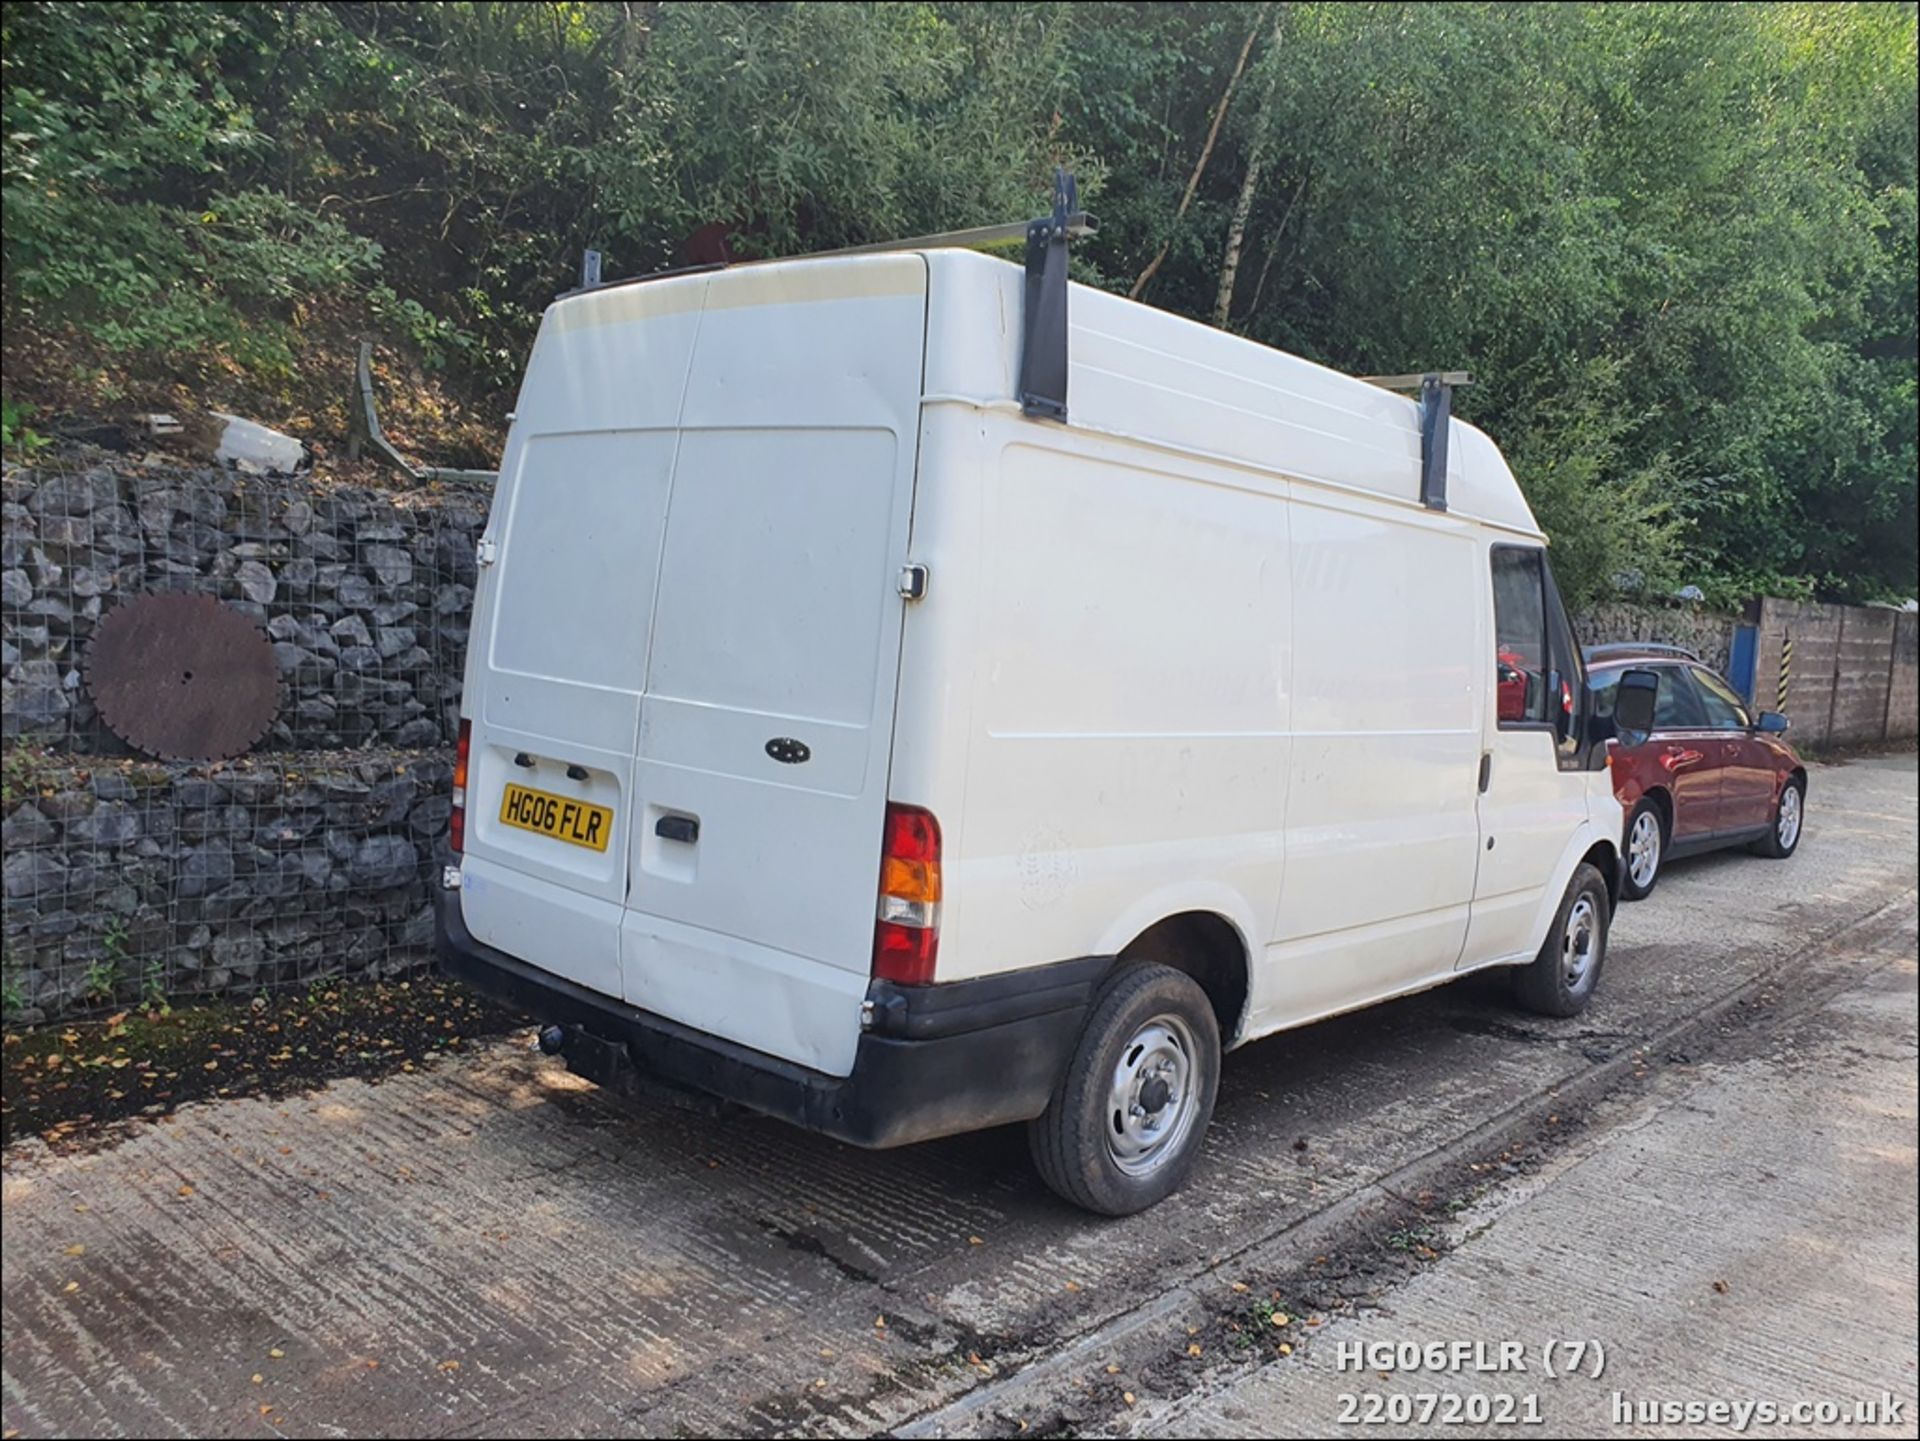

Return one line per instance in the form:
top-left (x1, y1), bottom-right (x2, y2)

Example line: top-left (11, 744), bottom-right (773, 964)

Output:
top-left (435, 887), bottom-right (1108, 1148)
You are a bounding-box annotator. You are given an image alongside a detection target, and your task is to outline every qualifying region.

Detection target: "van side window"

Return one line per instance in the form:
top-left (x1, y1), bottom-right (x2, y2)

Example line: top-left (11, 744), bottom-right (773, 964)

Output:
top-left (1490, 547), bottom-right (1549, 726)
top-left (1690, 666), bottom-right (1750, 730)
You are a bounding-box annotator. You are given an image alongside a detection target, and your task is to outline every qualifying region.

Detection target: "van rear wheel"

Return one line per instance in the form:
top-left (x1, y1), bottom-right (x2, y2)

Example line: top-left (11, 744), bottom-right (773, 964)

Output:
top-left (1511, 862), bottom-right (1610, 1018)
top-left (1029, 963), bottom-right (1220, 1216)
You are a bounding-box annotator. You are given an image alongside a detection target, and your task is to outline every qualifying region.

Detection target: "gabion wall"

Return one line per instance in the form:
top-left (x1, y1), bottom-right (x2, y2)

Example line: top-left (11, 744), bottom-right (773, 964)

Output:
top-left (2, 451), bottom-right (488, 1022)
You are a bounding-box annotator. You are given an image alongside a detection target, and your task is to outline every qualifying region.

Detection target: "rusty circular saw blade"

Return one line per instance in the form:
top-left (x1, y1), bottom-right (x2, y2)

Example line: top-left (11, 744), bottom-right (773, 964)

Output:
top-left (84, 592), bottom-right (280, 761)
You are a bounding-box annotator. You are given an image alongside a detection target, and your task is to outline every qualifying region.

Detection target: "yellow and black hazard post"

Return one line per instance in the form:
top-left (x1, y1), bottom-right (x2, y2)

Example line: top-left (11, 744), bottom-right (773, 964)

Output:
top-left (1777, 628), bottom-right (1793, 712)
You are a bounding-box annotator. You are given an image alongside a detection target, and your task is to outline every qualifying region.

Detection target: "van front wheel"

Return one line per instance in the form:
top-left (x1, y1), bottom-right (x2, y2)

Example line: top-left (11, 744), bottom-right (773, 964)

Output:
top-left (1511, 862), bottom-right (1611, 1018)
top-left (1029, 963), bottom-right (1221, 1216)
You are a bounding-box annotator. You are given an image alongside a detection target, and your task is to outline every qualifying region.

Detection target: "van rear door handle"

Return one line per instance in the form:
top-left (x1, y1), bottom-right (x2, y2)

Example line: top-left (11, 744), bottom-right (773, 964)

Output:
top-left (1477, 752), bottom-right (1492, 793)
top-left (655, 815), bottom-right (699, 843)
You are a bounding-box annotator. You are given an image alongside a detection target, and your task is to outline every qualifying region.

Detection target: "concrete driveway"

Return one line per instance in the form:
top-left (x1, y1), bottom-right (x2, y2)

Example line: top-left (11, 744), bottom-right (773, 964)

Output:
top-left (3, 754), bottom-right (1915, 1439)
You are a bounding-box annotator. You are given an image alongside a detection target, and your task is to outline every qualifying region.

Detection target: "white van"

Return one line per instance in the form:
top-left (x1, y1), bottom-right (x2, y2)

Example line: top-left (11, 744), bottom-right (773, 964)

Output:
top-left (437, 202), bottom-right (1627, 1214)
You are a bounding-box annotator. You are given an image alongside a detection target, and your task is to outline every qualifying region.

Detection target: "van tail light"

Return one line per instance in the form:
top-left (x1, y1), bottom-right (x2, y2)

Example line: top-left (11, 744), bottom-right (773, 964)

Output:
top-left (450, 719), bottom-right (471, 855)
top-left (872, 803), bottom-right (941, 984)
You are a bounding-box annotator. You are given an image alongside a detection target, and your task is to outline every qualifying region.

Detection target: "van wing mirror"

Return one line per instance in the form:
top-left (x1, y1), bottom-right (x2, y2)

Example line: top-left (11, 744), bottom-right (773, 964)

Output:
top-left (1613, 669), bottom-right (1659, 735)
top-left (1757, 709), bottom-right (1791, 733)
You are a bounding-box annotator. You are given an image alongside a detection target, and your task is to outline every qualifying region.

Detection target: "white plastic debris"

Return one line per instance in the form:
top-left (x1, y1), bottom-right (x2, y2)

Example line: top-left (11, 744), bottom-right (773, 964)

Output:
top-left (210, 411), bottom-right (307, 476)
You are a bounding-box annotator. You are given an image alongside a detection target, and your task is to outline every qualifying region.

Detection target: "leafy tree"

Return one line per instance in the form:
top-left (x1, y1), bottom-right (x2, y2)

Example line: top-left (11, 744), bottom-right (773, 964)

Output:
top-left (1, 0), bottom-right (1912, 602)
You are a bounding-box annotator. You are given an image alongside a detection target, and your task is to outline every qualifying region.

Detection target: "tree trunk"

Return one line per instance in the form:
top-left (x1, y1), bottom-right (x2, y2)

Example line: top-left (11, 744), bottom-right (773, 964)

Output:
top-left (1130, 14), bottom-right (1264, 301)
top-left (1213, 16), bottom-right (1285, 326)
top-left (1213, 147), bottom-right (1265, 326)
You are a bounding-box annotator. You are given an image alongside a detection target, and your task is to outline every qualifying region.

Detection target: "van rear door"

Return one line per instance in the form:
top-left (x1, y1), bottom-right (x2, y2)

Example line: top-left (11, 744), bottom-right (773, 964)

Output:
top-left (454, 289), bottom-right (705, 1000)
top-left (620, 259), bottom-right (928, 1078)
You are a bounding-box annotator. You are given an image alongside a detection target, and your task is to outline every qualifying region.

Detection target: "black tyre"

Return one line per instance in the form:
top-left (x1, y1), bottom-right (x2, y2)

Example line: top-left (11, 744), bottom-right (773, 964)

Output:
top-left (1619, 798), bottom-right (1666, 902)
top-left (1512, 862), bottom-right (1611, 1018)
top-left (1028, 962), bottom-right (1220, 1216)
top-left (1748, 775), bottom-right (1805, 859)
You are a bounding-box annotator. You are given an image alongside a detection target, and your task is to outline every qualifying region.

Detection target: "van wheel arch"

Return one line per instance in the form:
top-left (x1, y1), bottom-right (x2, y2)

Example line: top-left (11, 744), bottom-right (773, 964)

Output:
top-left (1119, 911), bottom-right (1251, 1046)
top-left (1581, 839), bottom-right (1622, 911)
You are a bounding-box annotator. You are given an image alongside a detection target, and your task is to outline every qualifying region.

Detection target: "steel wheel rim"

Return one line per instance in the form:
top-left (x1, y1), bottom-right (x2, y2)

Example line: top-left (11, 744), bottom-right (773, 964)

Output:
top-left (1107, 1014), bottom-right (1199, 1177)
top-left (1562, 895), bottom-right (1599, 991)
top-left (1778, 786), bottom-right (1802, 849)
top-left (1628, 811), bottom-right (1661, 888)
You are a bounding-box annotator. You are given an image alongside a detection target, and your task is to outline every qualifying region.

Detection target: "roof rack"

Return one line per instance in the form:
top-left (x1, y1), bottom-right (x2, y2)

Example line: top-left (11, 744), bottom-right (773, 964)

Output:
top-left (1584, 641), bottom-right (1703, 664)
top-left (1359, 371), bottom-right (1472, 513)
top-left (565, 169), bottom-right (1096, 423)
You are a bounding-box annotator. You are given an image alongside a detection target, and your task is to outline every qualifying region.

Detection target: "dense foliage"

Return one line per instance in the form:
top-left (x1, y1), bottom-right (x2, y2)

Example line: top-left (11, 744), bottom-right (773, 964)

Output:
top-left (3, 1), bottom-right (1914, 604)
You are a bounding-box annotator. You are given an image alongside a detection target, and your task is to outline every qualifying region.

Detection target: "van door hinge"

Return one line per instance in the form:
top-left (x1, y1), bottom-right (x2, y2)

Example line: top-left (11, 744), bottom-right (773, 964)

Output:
top-left (897, 563), bottom-right (929, 601)
top-left (475, 536), bottom-right (498, 568)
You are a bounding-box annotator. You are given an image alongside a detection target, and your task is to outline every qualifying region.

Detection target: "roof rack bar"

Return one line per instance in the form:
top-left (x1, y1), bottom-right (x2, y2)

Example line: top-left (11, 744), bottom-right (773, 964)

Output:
top-left (818, 214), bottom-right (1095, 259)
top-left (1358, 370), bottom-right (1471, 391)
top-left (561, 170), bottom-right (1093, 426)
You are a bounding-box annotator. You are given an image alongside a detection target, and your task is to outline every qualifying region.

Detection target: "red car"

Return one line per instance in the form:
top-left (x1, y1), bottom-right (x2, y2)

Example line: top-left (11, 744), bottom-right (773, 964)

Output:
top-left (1585, 644), bottom-right (1806, 900)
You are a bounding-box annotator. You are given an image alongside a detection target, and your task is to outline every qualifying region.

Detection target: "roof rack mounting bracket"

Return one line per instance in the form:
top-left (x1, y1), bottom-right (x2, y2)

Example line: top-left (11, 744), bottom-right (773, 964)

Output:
top-left (1418, 373), bottom-right (1452, 512)
top-left (1359, 370), bottom-right (1472, 511)
top-left (1018, 168), bottom-right (1080, 423)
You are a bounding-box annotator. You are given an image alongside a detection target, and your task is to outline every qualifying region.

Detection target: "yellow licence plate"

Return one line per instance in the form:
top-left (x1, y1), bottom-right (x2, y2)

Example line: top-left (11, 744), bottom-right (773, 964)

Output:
top-left (499, 783), bottom-right (613, 852)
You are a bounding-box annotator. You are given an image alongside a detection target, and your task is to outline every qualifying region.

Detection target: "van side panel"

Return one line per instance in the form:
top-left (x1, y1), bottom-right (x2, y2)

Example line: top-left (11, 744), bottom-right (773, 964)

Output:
top-left (1257, 494), bottom-right (1485, 1024)
top-left (928, 426), bottom-right (1290, 986)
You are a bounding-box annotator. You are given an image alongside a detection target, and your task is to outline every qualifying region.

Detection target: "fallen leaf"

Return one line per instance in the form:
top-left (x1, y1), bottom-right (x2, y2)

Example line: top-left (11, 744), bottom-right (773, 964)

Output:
top-left (1712, 1279), bottom-right (1729, 1294)
top-left (1278, 1342), bottom-right (1293, 1356)
top-left (968, 1236), bottom-right (984, 1246)
top-left (1064, 1280), bottom-right (1081, 1292)
top-left (62, 1281), bottom-right (79, 1294)
top-left (1105, 1364), bottom-right (1120, 1375)
top-left (268, 1348), bottom-right (285, 1359)
top-left (252, 1374), bottom-right (264, 1386)
top-left (1186, 1343), bottom-right (1203, 1357)
top-left (177, 1184), bottom-right (195, 1199)
top-left (1229, 1282), bottom-right (1248, 1293)
top-left (63, 1244), bottom-right (85, 1257)
top-left (1270, 1312), bottom-right (1290, 1328)
top-left (874, 1316), bottom-right (886, 1330)
top-left (439, 1359), bottom-right (461, 1372)
top-left (258, 1404), bottom-right (273, 1416)
top-left (1123, 1392), bottom-right (1136, 1406)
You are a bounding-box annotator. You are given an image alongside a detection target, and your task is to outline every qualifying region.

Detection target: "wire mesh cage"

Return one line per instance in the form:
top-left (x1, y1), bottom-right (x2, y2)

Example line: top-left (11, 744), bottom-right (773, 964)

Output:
top-left (1, 451), bottom-right (489, 1022)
